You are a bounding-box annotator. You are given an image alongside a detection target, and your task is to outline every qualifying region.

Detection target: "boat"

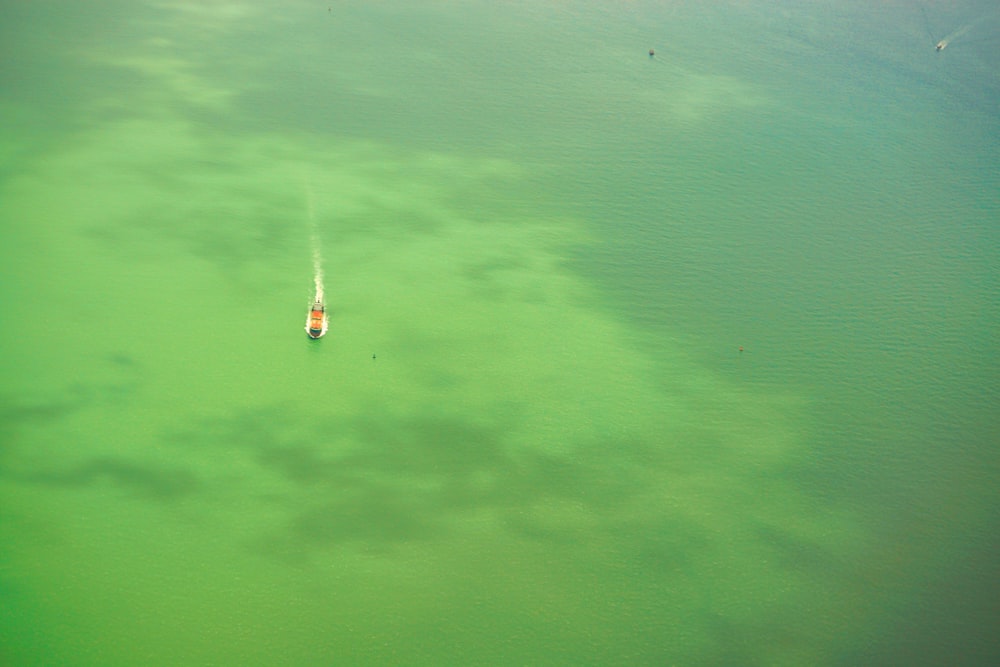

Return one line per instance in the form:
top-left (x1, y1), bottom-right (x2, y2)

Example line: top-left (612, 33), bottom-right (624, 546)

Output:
top-left (306, 300), bottom-right (328, 339)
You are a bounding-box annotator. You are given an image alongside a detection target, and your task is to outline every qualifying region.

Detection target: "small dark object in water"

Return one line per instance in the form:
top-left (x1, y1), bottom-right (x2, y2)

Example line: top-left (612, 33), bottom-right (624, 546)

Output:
top-left (372, 353), bottom-right (376, 360)
top-left (649, 48), bottom-right (655, 57)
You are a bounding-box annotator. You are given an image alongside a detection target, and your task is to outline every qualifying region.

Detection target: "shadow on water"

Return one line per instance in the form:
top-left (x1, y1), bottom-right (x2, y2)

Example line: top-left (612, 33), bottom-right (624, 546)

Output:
top-left (0, 391), bottom-right (91, 454)
top-left (0, 388), bottom-right (198, 502)
top-left (11, 458), bottom-right (200, 501)
top-left (0, 395), bottom-right (83, 432)
top-left (143, 402), bottom-right (838, 591)
top-left (159, 406), bottom-right (654, 552)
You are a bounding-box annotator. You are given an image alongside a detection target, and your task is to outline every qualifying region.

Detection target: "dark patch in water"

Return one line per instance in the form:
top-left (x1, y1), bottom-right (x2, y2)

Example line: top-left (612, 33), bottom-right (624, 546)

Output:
top-left (13, 457), bottom-right (200, 500)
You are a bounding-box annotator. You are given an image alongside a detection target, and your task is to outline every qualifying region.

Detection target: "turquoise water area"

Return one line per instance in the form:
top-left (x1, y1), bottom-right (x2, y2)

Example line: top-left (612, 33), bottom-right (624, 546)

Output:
top-left (1, 1), bottom-right (998, 664)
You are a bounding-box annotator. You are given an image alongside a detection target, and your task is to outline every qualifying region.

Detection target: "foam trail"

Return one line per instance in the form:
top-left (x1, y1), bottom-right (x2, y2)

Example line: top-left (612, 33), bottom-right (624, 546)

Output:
top-left (303, 177), bottom-right (329, 338)
top-left (934, 7), bottom-right (998, 50)
top-left (936, 22), bottom-right (972, 50)
top-left (312, 234), bottom-right (324, 303)
top-left (305, 179), bottom-right (324, 303)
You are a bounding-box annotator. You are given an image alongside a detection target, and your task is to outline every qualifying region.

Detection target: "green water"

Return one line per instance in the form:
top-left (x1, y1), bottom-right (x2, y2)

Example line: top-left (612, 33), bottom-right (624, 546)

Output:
top-left (2, 1), bottom-right (998, 665)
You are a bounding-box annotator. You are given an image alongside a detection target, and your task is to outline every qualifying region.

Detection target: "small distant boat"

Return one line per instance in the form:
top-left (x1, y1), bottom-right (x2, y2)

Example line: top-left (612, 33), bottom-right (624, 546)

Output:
top-left (936, 40), bottom-right (947, 51)
top-left (306, 300), bottom-right (327, 339)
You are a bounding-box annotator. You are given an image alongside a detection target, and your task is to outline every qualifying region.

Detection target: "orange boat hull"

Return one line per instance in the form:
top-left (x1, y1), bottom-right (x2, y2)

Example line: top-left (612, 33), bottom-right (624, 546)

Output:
top-left (306, 303), bottom-right (327, 339)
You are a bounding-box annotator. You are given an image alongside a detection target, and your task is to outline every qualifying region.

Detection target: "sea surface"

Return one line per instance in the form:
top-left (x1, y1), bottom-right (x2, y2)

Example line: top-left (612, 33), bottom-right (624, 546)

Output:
top-left (1, 1), bottom-right (998, 665)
